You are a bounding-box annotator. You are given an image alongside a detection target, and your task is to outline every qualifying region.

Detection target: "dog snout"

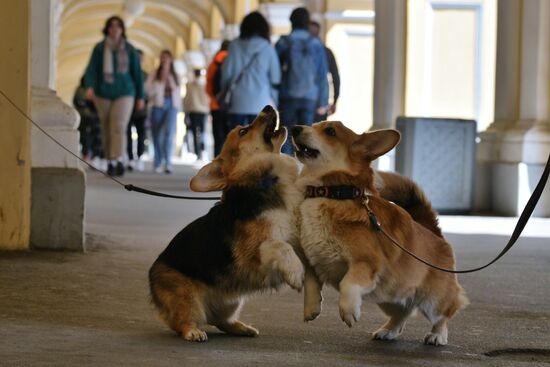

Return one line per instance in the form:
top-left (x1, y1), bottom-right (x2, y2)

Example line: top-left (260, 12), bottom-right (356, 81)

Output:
top-left (291, 126), bottom-right (303, 138)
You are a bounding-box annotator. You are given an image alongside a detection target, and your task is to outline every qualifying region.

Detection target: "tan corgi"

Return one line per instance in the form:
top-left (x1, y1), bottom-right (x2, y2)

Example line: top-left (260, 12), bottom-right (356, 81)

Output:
top-left (292, 121), bottom-right (468, 346)
top-left (148, 106), bottom-right (304, 342)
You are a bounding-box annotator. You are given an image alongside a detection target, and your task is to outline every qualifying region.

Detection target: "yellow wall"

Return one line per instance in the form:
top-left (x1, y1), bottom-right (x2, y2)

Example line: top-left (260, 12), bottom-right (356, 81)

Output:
top-left (0, 0), bottom-right (31, 250)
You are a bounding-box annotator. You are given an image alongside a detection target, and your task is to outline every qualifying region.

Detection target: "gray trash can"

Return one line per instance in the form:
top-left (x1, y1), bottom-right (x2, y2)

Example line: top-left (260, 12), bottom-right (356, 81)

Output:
top-left (394, 117), bottom-right (477, 214)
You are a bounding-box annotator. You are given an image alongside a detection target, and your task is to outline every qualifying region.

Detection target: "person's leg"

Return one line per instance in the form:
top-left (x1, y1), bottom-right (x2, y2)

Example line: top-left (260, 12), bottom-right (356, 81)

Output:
top-left (150, 106), bottom-right (165, 170)
top-left (135, 115), bottom-right (146, 159)
top-left (189, 113), bottom-right (201, 156)
top-left (211, 110), bottom-right (225, 156)
top-left (298, 99), bottom-right (317, 127)
top-left (278, 99), bottom-right (298, 155)
top-left (197, 113), bottom-right (206, 155)
top-left (108, 96), bottom-right (134, 161)
top-left (163, 106), bottom-right (178, 172)
top-left (93, 97), bottom-right (112, 160)
top-left (78, 116), bottom-right (90, 158)
top-left (126, 116), bottom-right (135, 161)
top-left (192, 113), bottom-right (206, 155)
top-left (91, 116), bottom-right (103, 158)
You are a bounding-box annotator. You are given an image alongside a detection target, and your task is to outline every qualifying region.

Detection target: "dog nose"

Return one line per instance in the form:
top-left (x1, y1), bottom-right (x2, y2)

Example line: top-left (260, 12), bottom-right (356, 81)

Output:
top-left (261, 105), bottom-right (275, 114)
top-left (291, 126), bottom-right (302, 137)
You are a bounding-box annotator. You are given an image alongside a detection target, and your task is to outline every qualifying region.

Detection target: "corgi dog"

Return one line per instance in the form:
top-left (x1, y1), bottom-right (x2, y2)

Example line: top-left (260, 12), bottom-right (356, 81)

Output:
top-left (148, 106), bottom-right (304, 342)
top-left (292, 121), bottom-right (467, 346)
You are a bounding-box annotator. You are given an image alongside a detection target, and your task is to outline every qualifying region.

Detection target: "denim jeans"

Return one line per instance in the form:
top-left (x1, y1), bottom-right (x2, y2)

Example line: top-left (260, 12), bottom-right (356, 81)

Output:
top-left (151, 96), bottom-right (177, 169)
top-left (278, 98), bottom-right (316, 155)
top-left (227, 113), bottom-right (258, 130)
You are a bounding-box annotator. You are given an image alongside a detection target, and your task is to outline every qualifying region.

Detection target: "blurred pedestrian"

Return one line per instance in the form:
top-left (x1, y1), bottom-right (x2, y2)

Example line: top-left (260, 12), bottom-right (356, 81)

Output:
top-left (221, 11), bottom-right (280, 128)
top-left (84, 15), bottom-right (145, 176)
top-left (309, 20), bottom-right (340, 121)
top-left (146, 49), bottom-right (181, 174)
top-left (275, 7), bottom-right (328, 154)
top-left (126, 49), bottom-right (148, 172)
top-left (206, 40), bottom-right (230, 156)
top-left (184, 69), bottom-right (210, 160)
top-left (73, 76), bottom-right (103, 161)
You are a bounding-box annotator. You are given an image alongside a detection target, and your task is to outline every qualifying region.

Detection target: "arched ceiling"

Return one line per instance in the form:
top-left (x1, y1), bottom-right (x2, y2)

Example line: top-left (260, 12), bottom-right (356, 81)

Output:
top-left (56, 0), bottom-right (234, 102)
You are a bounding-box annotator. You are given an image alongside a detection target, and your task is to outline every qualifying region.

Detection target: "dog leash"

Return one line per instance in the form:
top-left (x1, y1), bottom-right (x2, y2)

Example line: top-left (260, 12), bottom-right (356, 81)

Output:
top-left (362, 153), bottom-right (550, 274)
top-left (1, 89), bottom-right (220, 201)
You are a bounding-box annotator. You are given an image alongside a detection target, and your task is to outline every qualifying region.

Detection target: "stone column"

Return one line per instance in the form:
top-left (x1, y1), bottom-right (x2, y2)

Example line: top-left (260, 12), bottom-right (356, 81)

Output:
top-left (0, 1), bottom-right (31, 250)
top-left (30, 0), bottom-right (85, 250)
top-left (477, 0), bottom-right (550, 216)
top-left (372, 0), bottom-right (407, 170)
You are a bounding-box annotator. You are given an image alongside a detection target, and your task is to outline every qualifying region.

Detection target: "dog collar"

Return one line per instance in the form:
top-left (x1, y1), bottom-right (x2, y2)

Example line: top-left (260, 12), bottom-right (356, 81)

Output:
top-left (305, 185), bottom-right (365, 200)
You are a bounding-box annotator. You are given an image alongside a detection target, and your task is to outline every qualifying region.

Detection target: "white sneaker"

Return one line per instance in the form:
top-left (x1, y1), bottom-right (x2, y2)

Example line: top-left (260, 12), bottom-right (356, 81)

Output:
top-left (135, 159), bottom-right (144, 172)
top-left (154, 166), bottom-right (163, 174)
top-left (127, 160), bottom-right (135, 172)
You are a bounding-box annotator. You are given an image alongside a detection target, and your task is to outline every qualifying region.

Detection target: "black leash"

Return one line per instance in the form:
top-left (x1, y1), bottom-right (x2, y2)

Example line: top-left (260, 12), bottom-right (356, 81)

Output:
top-left (362, 152), bottom-right (550, 273)
top-left (1, 89), bottom-right (220, 201)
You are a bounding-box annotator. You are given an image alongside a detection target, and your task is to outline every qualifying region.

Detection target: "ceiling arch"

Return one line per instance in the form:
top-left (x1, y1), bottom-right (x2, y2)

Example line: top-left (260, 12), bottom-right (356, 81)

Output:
top-left (56, 0), bottom-right (230, 102)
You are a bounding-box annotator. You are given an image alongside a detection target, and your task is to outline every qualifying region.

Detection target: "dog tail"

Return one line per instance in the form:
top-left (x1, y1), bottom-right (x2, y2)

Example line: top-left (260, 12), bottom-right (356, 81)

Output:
top-left (376, 171), bottom-right (443, 238)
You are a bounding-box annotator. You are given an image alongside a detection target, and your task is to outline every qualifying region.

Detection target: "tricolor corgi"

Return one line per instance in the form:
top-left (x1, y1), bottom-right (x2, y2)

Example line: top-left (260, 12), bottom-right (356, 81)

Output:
top-left (148, 106), bottom-right (304, 342)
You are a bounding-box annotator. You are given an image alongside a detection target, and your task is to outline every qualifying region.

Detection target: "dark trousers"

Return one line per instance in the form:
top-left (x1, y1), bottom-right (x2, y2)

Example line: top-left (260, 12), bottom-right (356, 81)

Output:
top-left (227, 113), bottom-right (258, 130)
top-left (278, 98), bottom-right (316, 155)
top-left (126, 114), bottom-right (146, 160)
top-left (314, 113), bottom-right (328, 122)
top-left (186, 112), bottom-right (207, 156)
top-left (79, 115), bottom-right (103, 158)
top-left (211, 109), bottom-right (229, 157)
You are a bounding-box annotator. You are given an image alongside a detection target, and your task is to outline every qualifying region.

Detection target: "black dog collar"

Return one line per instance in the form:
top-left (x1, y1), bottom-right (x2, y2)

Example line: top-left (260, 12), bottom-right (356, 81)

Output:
top-left (305, 185), bottom-right (363, 200)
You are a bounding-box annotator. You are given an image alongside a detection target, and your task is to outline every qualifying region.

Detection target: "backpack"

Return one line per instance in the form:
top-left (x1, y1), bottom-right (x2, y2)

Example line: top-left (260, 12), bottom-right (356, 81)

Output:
top-left (279, 35), bottom-right (317, 98)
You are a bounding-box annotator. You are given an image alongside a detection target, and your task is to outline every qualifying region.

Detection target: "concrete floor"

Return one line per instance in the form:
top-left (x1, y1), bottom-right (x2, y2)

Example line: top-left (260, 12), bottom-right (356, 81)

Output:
top-left (1, 165), bottom-right (549, 366)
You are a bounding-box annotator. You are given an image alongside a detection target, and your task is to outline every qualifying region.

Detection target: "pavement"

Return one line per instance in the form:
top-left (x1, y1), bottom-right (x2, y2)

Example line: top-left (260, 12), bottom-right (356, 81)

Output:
top-left (1, 163), bottom-right (549, 366)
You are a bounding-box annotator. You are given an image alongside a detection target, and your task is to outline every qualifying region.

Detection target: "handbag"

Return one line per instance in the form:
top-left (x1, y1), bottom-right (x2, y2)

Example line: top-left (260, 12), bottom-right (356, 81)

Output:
top-left (216, 52), bottom-right (259, 110)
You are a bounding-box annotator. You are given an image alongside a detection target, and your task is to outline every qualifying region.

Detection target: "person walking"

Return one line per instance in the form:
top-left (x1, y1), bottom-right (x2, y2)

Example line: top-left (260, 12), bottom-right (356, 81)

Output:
top-left (84, 15), bottom-right (144, 176)
top-left (146, 49), bottom-right (181, 174)
top-left (221, 11), bottom-right (281, 128)
top-left (73, 76), bottom-right (103, 162)
top-left (184, 69), bottom-right (210, 160)
top-left (126, 49), bottom-right (148, 172)
top-left (206, 40), bottom-right (230, 156)
top-left (309, 20), bottom-right (340, 122)
top-left (275, 7), bottom-right (328, 154)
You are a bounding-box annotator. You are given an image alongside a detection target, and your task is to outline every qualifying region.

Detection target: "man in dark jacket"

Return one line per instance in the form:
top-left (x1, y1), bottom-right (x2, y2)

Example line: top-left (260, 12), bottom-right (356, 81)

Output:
top-left (309, 20), bottom-right (340, 122)
top-left (275, 7), bottom-right (328, 154)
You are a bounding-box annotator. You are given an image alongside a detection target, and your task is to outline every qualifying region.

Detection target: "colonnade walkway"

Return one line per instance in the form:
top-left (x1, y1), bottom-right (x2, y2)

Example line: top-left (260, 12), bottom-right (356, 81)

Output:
top-left (1, 164), bottom-right (549, 366)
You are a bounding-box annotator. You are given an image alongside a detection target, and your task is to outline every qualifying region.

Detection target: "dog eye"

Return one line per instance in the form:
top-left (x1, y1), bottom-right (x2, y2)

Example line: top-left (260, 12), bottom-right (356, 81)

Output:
top-left (239, 128), bottom-right (248, 137)
top-left (324, 127), bottom-right (336, 137)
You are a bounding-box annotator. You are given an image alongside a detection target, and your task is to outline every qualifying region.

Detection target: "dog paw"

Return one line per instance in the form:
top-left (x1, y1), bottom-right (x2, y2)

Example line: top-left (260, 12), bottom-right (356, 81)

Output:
top-left (183, 328), bottom-right (208, 342)
top-left (304, 301), bottom-right (322, 322)
top-left (282, 258), bottom-right (305, 290)
top-left (241, 324), bottom-right (260, 337)
top-left (372, 328), bottom-right (400, 341)
top-left (338, 298), bottom-right (360, 328)
top-left (424, 332), bottom-right (447, 346)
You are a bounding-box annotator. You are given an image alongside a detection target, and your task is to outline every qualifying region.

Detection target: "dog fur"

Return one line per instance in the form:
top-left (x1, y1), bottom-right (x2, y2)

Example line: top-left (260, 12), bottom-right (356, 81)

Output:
top-left (148, 106), bottom-right (304, 342)
top-left (293, 121), bottom-right (467, 346)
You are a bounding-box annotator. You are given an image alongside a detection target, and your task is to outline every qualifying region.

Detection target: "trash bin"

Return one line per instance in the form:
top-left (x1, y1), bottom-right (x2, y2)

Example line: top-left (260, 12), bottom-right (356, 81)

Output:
top-left (394, 117), bottom-right (477, 214)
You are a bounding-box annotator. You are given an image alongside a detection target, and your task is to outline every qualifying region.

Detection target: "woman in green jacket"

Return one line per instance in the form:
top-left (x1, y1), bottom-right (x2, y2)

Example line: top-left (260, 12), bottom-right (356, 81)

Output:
top-left (84, 15), bottom-right (144, 177)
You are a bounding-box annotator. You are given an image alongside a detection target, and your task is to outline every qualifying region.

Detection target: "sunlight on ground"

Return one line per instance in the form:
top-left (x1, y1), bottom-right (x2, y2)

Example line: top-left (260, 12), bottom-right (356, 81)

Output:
top-left (440, 216), bottom-right (550, 238)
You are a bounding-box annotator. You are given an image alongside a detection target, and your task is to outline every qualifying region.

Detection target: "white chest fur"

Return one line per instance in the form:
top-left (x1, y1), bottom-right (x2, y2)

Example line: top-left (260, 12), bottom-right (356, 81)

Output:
top-left (298, 198), bottom-right (348, 287)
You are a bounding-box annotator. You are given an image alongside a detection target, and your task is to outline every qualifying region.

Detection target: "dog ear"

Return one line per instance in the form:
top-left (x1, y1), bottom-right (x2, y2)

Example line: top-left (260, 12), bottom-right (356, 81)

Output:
top-left (190, 159), bottom-right (226, 192)
top-left (351, 129), bottom-right (401, 160)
